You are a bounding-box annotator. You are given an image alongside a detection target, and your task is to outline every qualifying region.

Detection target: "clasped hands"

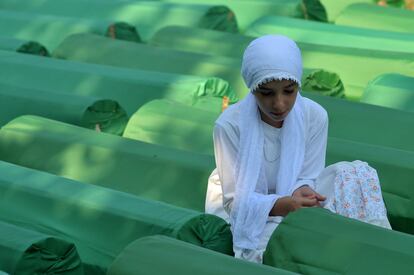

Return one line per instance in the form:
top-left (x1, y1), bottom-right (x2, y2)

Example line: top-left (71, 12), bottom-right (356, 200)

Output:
top-left (270, 185), bottom-right (326, 217)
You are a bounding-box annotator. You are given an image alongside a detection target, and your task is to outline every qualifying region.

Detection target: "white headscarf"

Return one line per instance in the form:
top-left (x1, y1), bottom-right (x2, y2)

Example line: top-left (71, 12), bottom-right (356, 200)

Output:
top-left (230, 35), bottom-right (306, 250)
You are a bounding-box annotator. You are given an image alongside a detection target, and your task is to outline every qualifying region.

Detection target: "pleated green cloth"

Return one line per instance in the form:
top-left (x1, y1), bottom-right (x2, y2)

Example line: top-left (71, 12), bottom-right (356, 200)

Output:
top-left (0, 161), bottom-right (232, 272)
top-left (107, 235), bottom-right (296, 275)
top-left (326, 137), bottom-right (414, 234)
top-left (0, 83), bottom-right (128, 135)
top-left (0, 50), bottom-right (236, 115)
top-left (335, 3), bottom-right (414, 34)
top-left (0, 220), bottom-right (83, 275)
top-left (149, 26), bottom-right (414, 100)
top-left (0, 0), bottom-right (237, 41)
top-left (244, 15), bottom-right (414, 54)
top-left (0, 115), bottom-right (214, 211)
top-left (0, 10), bottom-right (140, 52)
top-left (264, 208), bottom-right (414, 274)
top-left (362, 73), bottom-right (414, 112)
top-left (0, 36), bottom-right (49, 56)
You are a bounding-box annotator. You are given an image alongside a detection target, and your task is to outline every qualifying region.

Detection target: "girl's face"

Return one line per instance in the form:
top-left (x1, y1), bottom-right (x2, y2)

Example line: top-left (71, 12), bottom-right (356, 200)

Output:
top-left (253, 79), bottom-right (299, 128)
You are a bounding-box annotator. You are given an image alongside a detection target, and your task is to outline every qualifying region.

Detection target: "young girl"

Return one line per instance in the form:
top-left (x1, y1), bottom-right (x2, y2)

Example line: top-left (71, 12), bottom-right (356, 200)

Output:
top-left (205, 35), bottom-right (391, 263)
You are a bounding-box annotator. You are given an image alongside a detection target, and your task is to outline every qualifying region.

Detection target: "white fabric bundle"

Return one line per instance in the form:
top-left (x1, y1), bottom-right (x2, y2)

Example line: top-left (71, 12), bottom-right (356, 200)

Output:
top-left (230, 35), bottom-right (306, 250)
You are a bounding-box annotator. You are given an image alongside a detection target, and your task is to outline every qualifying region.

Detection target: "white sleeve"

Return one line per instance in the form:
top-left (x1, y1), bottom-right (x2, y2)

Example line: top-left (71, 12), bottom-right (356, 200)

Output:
top-left (213, 123), bottom-right (238, 215)
top-left (291, 105), bottom-right (328, 193)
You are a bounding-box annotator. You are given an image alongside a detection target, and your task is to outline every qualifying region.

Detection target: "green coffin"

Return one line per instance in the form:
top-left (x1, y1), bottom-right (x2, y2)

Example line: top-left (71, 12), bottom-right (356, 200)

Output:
top-left (0, 10), bottom-right (140, 51)
top-left (150, 26), bottom-right (414, 100)
top-left (244, 15), bottom-right (414, 54)
top-left (137, 0), bottom-right (325, 31)
top-left (0, 0), bottom-right (237, 41)
top-left (362, 73), bottom-right (414, 112)
top-left (0, 115), bottom-right (214, 212)
top-left (53, 33), bottom-right (344, 99)
top-left (0, 50), bottom-right (236, 115)
top-left (264, 208), bottom-right (414, 274)
top-left (0, 220), bottom-right (83, 275)
top-left (326, 137), bottom-right (414, 234)
top-left (0, 36), bottom-right (49, 56)
top-left (0, 161), bottom-right (232, 271)
top-left (335, 3), bottom-right (414, 34)
top-left (123, 99), bottom-right (218, 154)
top-left (107, 235), bottom-right (296, 275)
top-left (0, 82), bottom-right (128, 135)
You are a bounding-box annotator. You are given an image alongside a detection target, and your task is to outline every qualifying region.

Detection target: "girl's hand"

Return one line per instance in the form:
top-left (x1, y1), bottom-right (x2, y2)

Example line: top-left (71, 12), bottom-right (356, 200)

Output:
top-left (292, 185), bottom-right (326, 206)
top-left (270, 196), bottom-right (319, 217)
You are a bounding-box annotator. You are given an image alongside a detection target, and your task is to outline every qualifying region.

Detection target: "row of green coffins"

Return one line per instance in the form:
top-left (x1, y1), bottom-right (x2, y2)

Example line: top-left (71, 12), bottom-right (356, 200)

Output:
top-left (2, 153), bottom-right (414, 274)
top-left (0, 0), bottom-right (238, 41)
top-left (334, 3), bottom-right (414, 34)
top-left (0, 160), bottom-right (232, 273)
top-left (242, 15), bottom-right (414, 54)
top-left (53, 32), bottom-right (414, 101)
top-left (0, 36), bottom-right (48, 56)
top-left (105, 0), bottom-right (328, 30)
top-left (0, 115), bottom-right (413, 236)
top-left (0, 9), bottom-right (140, 52)
top-left (0, 50), bottom-right (238, 116)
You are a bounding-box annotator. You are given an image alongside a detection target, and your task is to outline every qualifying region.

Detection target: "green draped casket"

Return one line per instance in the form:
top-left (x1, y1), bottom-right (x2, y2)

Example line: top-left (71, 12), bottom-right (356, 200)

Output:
top-left (107, 235), bottom-right (296, 275)
top-left (264, 208), bottom-right (414, 274)
top-left (335, 3), bottom-right (414, 34)
top-left (0, 50), bottom-right (236, 115)
top-left (362, 73), bottom-right (414, 112)
top-left (0, 0), bottom-right (238, 41)
top-left (0, 220), bottom-right (83, 275)
top-left (0, 161), bottom-right (232, 271)
top-left (0, 10), bottom-right (140, 51)
top-left (0, 115), bottom-right (214, 211)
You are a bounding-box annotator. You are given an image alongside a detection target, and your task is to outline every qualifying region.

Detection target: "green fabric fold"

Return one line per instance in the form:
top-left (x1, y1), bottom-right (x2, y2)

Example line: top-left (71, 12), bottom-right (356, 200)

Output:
top-left (302, 69), bottom-right (345, 98)
top-left (264, 208), bottom-right (414, 274)
top-left (0, 83), bottom-right (128, 135)
top-left (362, 73), bottom-right (414, 112)
top-left (0, 115), bottom-right (214, 212)
top-left (244, 15), bottom-right (414, 54)
top-left (0, 10), bottom-right (139, 52)
top-left (0, 36), bottom-right (49, 56)
top-left (0, 0), bottom-right (238, 41)
top-left (0, 50), bottom-right (236, 115)
top-left (107, 235), bottom-right (296, 275)
top-left (335, 3), bottom-right (414, 34)
top-left (150, 26), bottom-right (414, 100)
top-left (318, 0), bottom-right (374, 22)
top-left (0, 220), bottom-right (83, 275)
top-left (0, 160), bottom-right (232, 271)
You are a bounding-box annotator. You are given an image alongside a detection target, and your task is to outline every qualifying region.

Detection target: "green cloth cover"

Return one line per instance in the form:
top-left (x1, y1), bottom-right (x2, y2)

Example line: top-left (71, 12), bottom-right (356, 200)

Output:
top-left (136, 0), bottom-right (325, 31)
top-left (107, 235), bottom-right (296, 275)
top-left (362, 73), bottom-right (414, 112)
top-left (0, 115), bottom-right (214, 212)
top-left (0, 82), bottom-right (128, 135)
top-left (264, 208), bottom-right (414, 274)
top-left (0, 161), bottom-right (232, 271)
top-left (151, 26), bottom-right (414, 100)
top-left (0, 50), bottom-right (237, 115)
top-left (123, 99), bottom-right (218, 154)
top-left (244, 15), bottom-right (414, 54)
top-left (335, 3), bottom-right (414, 34)
top-left (0, 0), bottom-right (237, 41)
top-left (53, 33), bottom-right (344, 99)
top-left (0, 10), bottom-right (139, 51)
top-left (0, 220), bottom-right (83, 275)
top-left (0, 36), bottom-right (49, 56)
